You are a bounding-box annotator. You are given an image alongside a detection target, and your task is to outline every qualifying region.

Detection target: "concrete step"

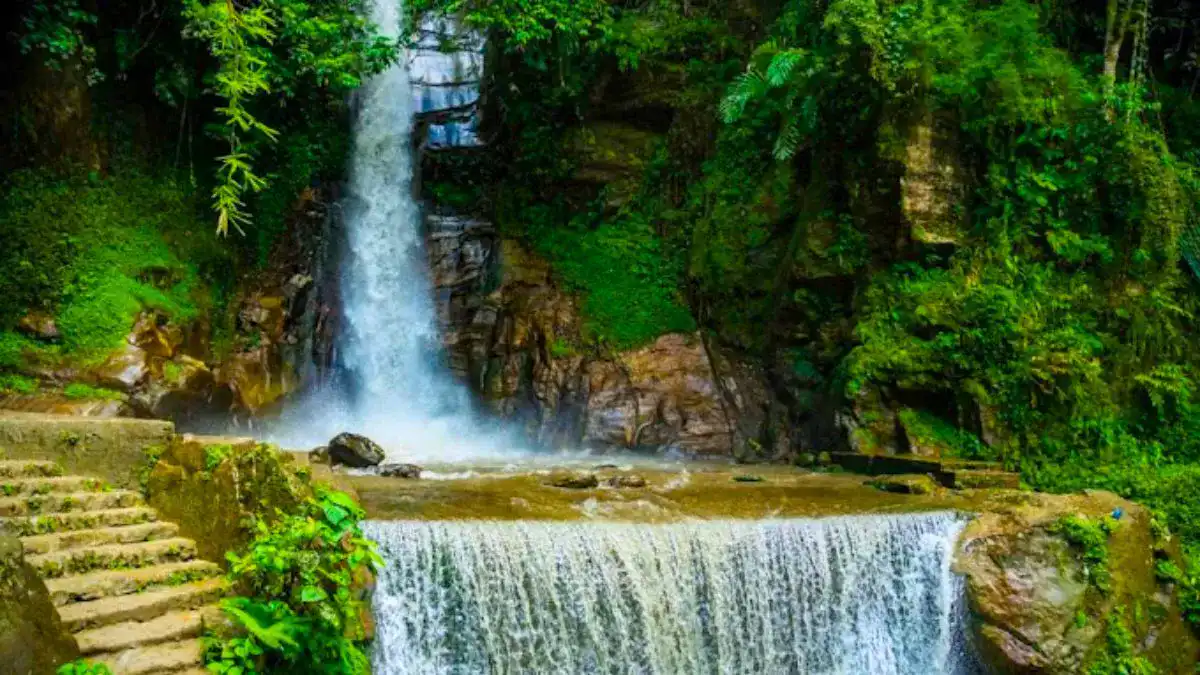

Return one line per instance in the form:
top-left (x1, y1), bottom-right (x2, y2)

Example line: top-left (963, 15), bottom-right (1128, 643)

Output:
top-left (21, 522), bottom-right (180, 555)
top-left (0, 460), bottom-right (62, 478)
top-left (92, 638), bottom-right (204, 674)
top-left (0, 475), bottom-right (105, 496)
top-left (29, 537), bottom-right (197, 579)
top-left (951, 470), bottom-right (1021, 489)
top-left (0, 490), bottom-right (143, 517)
top-left (58, 578), bottom-right (229, 632)
top-left (0, 507), bottom-right (158, 536)
top-left (45, 560), bottom-right (222, 607)
top-left (76, 607), bottom-right (210, 655)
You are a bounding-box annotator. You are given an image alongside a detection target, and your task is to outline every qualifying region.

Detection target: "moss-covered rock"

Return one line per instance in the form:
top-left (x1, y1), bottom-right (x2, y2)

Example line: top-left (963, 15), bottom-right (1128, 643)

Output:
top-left (955, 490), bottom-right (1200, 673)
top-left (0, 534), bottom-right (79, 674)
top-left (144, 435), bottom-right (312, 565)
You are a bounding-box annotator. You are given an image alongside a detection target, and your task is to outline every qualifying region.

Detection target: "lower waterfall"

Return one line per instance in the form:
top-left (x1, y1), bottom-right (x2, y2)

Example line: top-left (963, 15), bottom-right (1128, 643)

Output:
top-left (365, 513), bottom-right (977, 674)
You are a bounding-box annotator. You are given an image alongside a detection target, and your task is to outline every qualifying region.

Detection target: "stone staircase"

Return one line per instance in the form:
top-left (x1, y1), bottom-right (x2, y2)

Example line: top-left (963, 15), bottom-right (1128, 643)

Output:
top-left (0, 459), bottom-right (228, 674)
top-left (829, 452), bottom-right (1022, 489)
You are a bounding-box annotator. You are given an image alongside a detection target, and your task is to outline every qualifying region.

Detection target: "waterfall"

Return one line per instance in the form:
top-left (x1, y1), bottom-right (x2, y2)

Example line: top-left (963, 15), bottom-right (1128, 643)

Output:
top-left (365, 513), bottom-right (978, 674)
top-left (275, 0), bottom-right (513, 458)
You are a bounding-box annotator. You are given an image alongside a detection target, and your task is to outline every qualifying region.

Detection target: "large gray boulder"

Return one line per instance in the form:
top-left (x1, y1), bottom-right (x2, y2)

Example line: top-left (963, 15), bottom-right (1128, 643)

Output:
top-left (328, 433), bottom-right (386, 468)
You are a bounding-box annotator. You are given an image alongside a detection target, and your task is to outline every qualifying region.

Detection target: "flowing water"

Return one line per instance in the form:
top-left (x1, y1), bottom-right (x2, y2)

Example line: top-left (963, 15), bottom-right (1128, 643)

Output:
top-left (272, 0), bottom-right (516, 459)
top-left (366, 513), bottom-right (977, 675)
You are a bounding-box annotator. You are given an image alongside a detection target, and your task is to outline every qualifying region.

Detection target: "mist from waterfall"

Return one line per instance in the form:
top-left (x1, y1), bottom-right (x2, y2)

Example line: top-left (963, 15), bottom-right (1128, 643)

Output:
top-left (366, 513), bottom-right (979, 675)
top-left (271, 0), bottom-right (517, 460)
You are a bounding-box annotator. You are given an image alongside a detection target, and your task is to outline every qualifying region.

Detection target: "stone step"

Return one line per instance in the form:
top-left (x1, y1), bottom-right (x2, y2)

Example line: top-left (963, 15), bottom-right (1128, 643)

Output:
top-left (0, 475), bottom-right (105, 496)
top-left (21, 522), bottom-right (180, 555)
top-left (58, 578), bottom-right (229, 632)
top-left (76, 607), bottom-right (210, 656)
top-left (92, 638), bottom-right (204, 674)
top-left (45, 560), bottom-right (222, 607)
top-left (1, 507), bottom-right (158, 536)
top-left (0, 490), bottom-right (143, 517)
top-left (29, 537), bottom-right (197, 579)
top-left (951, 470), bottom-right (1021, 489)
top-left (0, 459), bottom-right (62, 478)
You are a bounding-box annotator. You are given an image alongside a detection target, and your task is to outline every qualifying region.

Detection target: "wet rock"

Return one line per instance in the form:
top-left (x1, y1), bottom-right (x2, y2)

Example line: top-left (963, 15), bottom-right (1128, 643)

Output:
top-left (954, 491), bottom-right (1200, 673)
top-left (604, 474), bottom-right (647, 489)
top-left (16, 312), bottom-right (60, 342)
top-left (328, 433), bottom-right (386, 468)
top-left (545, 472), bottom-right (599, 490)
top-left (378, 463), bottom-right (423, 479)
top-left (96, 342), bottom-right (150, 392)
top-left (866, 474), bottom-right (938, 495)
top-left (309, 446), bottom-right (329, 464)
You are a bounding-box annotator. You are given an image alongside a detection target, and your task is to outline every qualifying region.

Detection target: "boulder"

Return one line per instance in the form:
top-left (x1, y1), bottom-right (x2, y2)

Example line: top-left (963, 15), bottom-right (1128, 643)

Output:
top-left (16, 312), bottom-right (60, 342)
top-left (955, 490), bottom-right (1200, 673)
top-left (0, 534), bottom-right (79, 673)
top-left (378, 463), bottom-right (423, 479)
top-left (328, 433), bottom-right (386, 468)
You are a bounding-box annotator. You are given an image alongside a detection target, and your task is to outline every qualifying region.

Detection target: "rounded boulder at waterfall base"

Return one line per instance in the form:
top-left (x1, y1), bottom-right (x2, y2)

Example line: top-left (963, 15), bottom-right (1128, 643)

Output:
top-left (327, 433), bottom-right (387, 468)
top-left (378, 463), bottom-right (423, 479)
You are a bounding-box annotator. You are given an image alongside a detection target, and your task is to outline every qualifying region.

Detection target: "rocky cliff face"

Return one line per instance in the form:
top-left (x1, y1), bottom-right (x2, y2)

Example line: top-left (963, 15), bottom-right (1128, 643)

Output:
top-left (427, 211), bottom-right (744, 455)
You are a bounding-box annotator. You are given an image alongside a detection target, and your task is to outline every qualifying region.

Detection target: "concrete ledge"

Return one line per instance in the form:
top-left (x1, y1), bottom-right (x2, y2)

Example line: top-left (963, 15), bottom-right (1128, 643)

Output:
top-left (0, 412), bottom-right (174, 489)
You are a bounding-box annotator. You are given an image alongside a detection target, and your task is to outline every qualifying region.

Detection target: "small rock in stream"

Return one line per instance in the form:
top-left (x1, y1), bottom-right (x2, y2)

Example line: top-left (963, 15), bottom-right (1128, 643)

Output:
top-left (604, 474), bottom-right (647, 488)
top-left (378, 463), bottom-right (423, 479)
top-left (545, 472), bottom-right (600, 489)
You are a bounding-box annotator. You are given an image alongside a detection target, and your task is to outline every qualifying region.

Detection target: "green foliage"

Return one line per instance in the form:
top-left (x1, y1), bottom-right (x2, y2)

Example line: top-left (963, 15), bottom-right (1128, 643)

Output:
top-left (1054, 514), bottom-right (1117, 593)
top-left (56, 660), bottom-right (112, 675)
top-left (1086, 608), bottom-right (1158, 675)
top-left (896, 408), bottom-right (985, 458)
top-left (205, 488), bottom-right (381, 675)
top-left (182, 0), bottom-right (397, 235)
top-left (409, 0), bottom-right (612, 52)
top-left (62, 384), bottom-right (123, 401)
top-left (18, 0), bottom-right (100, 81)
top-left (520, 202), bottom-right (695, 350)
top-left (0, 168), bottom-right (228, 364)
top-left (0, 374), bottom-right (38, 396)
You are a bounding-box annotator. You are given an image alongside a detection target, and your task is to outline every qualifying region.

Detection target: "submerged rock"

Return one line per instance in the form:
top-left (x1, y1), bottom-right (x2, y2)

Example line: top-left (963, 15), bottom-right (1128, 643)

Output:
top-left (604, 474), bottom-right (647, 488)
top-left (866, 474), bottom-right (938, 495)
top-left (545, 472), bottom-right (599, 490)
top-left (328, 433), bottom-right (386, 468)
top-left (378, 463), bottom-right (423, 479)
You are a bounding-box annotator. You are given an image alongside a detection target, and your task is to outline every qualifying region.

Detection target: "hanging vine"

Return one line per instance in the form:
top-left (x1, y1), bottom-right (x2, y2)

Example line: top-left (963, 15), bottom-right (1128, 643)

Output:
top-left (183, 0), bottom-right (279, 236)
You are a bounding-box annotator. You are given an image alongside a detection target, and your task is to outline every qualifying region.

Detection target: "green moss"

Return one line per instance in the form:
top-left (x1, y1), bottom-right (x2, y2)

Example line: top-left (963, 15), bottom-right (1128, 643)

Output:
top-left (897, 408), bottom-right (986, 458)
top-left (518, 204), bottom-right (696, 350)
top-left (0, 168), bottom-right (230, 367)
top-left (0, 374), bottom-right (37, 395)
top-left (1086, 608), bottom-right (1158, 675)
top-left (62, 384), bottom-right (123, 401)
top-left (1054, 514), bottom-right (1117, 593)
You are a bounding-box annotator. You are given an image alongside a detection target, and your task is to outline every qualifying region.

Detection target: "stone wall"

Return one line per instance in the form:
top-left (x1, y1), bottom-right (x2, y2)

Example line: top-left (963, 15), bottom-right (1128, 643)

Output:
top-left (0, 411), bottom-right (173, 490)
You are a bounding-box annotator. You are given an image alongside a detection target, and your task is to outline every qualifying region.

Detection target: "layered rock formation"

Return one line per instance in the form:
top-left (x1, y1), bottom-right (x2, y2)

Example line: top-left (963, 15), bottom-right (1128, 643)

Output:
top-left (427, 212), bottom-right (739, 455)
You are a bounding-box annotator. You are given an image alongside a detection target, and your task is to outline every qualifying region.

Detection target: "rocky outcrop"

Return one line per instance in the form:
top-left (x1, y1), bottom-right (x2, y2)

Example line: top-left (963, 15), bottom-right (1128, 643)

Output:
top-left (956, 490), bottom-right (1200, 673)
top-left (428, 213), bottom-right (737, 455)
top-left (0, 529), bottom-right (79, 674)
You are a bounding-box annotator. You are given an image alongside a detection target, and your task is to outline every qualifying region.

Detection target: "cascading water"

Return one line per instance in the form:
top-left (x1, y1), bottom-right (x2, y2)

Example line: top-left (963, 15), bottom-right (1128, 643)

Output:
top-left (365, 513), bottom-right (978, 674)
top-left (275, 0), bottom-right (513, 458)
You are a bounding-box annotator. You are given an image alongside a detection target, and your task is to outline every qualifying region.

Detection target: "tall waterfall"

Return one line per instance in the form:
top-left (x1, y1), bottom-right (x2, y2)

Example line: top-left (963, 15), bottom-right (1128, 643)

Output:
top-left (276, 0), bottom-right (508, 458)
top-left (365, 513), bottom-right (978, 674)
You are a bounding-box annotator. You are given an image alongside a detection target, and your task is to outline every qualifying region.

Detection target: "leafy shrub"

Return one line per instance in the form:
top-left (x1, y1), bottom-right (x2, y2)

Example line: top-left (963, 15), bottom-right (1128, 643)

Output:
top-left (205, 489), bottom-right (381, 675)
top-left (0, 374), bottom-right (38, 395)
top-left (56, 660), bottom-right (112, 675)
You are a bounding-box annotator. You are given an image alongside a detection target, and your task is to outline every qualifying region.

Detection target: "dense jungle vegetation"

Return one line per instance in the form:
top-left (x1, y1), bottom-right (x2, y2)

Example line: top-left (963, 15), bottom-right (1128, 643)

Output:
top-left (5, 0), bottom-right (1200, 659)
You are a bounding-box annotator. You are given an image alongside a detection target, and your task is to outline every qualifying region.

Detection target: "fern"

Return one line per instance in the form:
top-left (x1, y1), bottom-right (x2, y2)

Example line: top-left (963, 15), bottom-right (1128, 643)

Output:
top-left (766, 49), bottom-right (806, 87)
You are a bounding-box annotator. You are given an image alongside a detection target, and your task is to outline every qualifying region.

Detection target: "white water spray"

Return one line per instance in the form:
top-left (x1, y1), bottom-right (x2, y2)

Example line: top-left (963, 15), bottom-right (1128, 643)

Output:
top-left (366, 513), bottom-right (978, 674)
